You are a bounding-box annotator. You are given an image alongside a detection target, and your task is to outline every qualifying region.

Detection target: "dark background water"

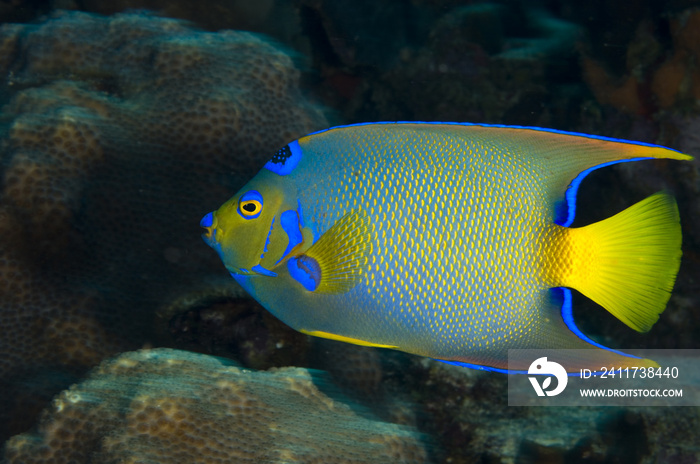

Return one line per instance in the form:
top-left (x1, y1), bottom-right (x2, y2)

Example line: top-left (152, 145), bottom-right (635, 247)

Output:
top-left (0, 1), bottom-right (698, 462)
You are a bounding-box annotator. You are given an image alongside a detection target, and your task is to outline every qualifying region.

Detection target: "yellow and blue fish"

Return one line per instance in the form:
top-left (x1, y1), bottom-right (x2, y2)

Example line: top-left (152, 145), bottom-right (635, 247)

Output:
top-left (201, 122), bottom-right (692, 372)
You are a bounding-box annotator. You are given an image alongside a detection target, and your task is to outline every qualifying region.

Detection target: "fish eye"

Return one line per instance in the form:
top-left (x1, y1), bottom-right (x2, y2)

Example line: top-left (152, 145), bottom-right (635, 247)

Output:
top-left (240, 200), bottom-right (261, 216)
top-left (237, 190), bottom-right (264, 220)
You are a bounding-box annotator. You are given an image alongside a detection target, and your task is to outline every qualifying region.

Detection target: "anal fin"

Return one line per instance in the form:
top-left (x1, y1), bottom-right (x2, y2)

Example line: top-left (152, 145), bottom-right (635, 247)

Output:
top-left (509, 288), bottom-right (660, 373)
top-left (300, 330), bottom-right (397, 348)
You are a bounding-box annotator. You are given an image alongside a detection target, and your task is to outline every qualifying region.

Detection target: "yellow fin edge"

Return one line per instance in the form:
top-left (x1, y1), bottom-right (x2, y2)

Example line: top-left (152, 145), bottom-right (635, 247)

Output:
top-left (623, 142), bottom-right (693, 162)
top-left (300, 329), bottom-right (397, 349)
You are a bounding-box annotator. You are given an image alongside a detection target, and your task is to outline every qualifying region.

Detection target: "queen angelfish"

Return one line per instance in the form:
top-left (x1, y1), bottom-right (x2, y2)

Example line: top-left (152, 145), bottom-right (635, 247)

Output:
top-left (200, 123), bottom-right (692, 372)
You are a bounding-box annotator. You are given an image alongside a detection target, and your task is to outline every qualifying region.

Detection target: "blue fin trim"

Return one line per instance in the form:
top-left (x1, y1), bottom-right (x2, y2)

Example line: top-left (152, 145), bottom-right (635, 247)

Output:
top-left (277, 210), bottom-right (302, 265)
top-left (200, 212), bottom-right (214, 228)
top-left (554, 287), bottom-right (641, 359)
top-left (251, 264), bottom-right (277, 277)
top-left (305, 121), bottom-right (682, 153)
top-left (438, 359), bottom-right (528, 374)
top-left (264, 140), bottom-right (302, 176)
top-left (438, 360), bottom-right (584, 376)
top-left (554, 157), bottom-right (652, 227)
top-left (438, 359), bottom-right (593, 377)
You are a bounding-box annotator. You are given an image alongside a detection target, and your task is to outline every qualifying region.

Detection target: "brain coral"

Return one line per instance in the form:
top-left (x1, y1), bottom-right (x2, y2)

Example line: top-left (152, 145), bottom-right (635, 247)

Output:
top-left (0, 10), bottom-right (326, 440)
top-left (2, 348), bottom-right (430, 464)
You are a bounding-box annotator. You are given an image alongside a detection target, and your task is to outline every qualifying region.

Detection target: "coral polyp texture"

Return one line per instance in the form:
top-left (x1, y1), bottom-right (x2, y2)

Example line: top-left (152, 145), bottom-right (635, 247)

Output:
top-left (0, 10), bottom-right (326, 441)
top-left (2, 348), bottom-right (429, 464)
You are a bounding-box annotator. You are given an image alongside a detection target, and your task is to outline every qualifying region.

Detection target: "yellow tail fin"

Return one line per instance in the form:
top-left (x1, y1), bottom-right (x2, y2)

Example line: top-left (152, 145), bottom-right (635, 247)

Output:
top-left (562, 192), bottom-right (682, 332)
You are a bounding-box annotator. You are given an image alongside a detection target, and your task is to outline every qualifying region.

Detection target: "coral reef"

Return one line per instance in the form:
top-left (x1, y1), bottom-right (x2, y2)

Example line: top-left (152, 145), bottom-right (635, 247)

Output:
top-left (163, 286), bottom-right (312, 370)
top-left (302, 0), bottom-right (581, 125)
top-left (649, 8), bottom-right (700, 110)
top-left (383, 360), bottom-right (700, 463)
top-left (162, 288), bottom-right (394, 404)
top-left (581, 8), bottom-right (700, 115)
top-left (311, 339), bottom-right (385, 399)
top-left (81, 0), bottom-right (277, 33)
top-left (0, 10), bottom-right (326, 441)
top-left (2, 348), bottom-right (430, 464)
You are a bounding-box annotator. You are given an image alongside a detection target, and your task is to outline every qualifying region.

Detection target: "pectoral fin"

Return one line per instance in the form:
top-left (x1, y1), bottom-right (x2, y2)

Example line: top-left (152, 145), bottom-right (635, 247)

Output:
top-left (288, 210), bottom-right (373, 293)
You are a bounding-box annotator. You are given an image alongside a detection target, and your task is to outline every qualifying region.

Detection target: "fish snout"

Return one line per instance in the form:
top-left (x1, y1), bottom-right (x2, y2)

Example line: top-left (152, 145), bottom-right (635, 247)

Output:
top-left (200, 212), bottom-right (217, 244)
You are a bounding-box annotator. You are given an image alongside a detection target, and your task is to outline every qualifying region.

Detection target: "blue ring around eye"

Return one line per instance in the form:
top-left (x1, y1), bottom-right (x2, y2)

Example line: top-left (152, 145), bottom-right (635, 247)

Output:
top-left (237, 190), bottom-right (264, 220)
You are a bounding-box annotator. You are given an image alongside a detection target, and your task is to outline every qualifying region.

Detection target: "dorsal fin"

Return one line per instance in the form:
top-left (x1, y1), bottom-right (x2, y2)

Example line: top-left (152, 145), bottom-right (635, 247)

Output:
top-left (301, 122), bottom-right (692, 226)
top-left (461, 125), bottom-right (692, 226)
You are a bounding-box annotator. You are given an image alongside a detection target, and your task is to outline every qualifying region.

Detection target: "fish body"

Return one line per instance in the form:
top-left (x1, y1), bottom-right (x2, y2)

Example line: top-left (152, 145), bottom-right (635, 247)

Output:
top-left (201, 123), bottom-right (691, 372)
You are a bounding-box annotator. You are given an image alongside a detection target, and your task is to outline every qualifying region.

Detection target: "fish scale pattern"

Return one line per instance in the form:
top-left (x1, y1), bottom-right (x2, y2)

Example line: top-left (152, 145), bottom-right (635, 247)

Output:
top-left (301, 124), bottom-right (546, 360)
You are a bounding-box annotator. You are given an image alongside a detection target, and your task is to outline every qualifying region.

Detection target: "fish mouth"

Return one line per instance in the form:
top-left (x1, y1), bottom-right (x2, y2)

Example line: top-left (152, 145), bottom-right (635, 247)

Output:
top-left (200, 212), bottom-right (217, 243)
top-left (200, 211), bottom-right (277, 278)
